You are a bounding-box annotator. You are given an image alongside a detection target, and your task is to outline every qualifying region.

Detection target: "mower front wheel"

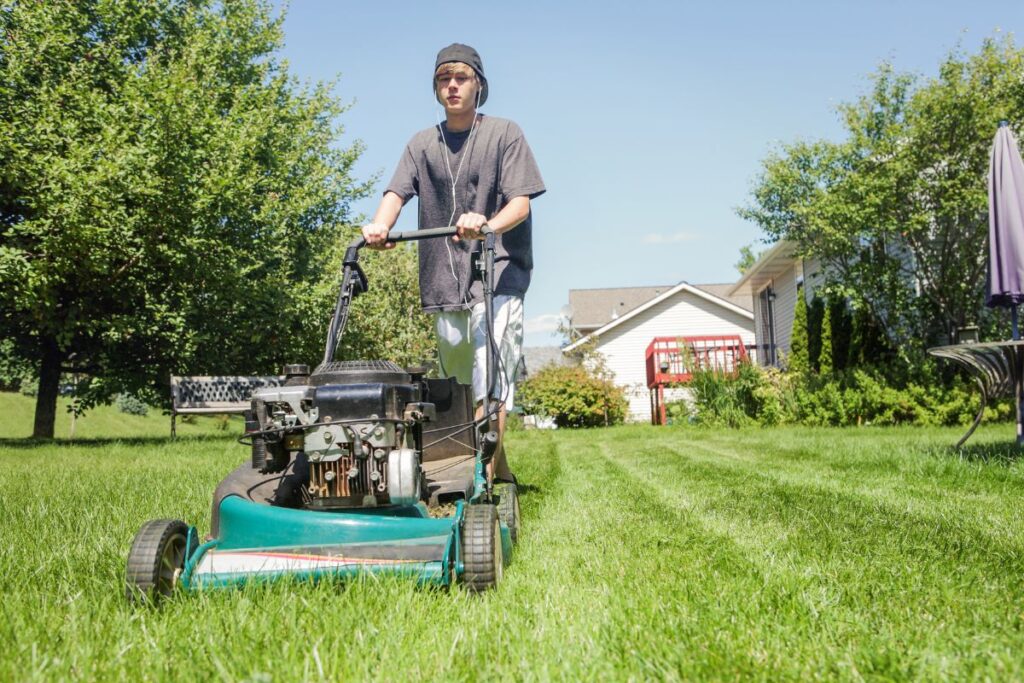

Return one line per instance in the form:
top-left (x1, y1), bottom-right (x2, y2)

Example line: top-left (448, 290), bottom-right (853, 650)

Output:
top-left (126, 519), bottom-right (189, 604)
top-left (460, 504), bottom-right (503, 592)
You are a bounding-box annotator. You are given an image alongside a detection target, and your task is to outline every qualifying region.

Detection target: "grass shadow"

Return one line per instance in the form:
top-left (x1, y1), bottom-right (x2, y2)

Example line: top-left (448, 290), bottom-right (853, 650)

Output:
top-left (948, 441), bottom-right (1024, 464)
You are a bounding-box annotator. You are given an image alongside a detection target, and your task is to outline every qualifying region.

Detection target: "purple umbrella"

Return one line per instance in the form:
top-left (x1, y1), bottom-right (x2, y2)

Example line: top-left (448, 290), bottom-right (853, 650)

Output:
top-left (987, 121), bottom-right (1024, 339)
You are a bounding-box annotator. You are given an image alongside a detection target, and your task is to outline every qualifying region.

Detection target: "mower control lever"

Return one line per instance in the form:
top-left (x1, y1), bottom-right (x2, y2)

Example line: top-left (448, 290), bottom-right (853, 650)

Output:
top-left (480, 430), bottom-right (499, 464)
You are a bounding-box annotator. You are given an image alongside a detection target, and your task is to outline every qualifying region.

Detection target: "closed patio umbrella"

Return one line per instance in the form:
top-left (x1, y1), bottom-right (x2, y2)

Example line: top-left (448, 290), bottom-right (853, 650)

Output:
top-left (986, 121), bottom-right (1024, 339)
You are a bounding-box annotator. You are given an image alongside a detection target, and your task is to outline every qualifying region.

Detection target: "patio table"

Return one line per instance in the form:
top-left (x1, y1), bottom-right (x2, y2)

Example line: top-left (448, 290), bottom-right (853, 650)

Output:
top-left (928, 340), bottom-right (1024, 447)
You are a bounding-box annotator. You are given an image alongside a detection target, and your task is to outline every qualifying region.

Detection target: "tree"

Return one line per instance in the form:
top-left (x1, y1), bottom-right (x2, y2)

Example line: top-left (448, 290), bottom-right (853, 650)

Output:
top-left (335, 244), bottom-right (437, 369)
top-left (734, 243), bottom-right (763, 275)
top-left (739, 37), bottom-right (1024, 362)
top-left (818, 298), bottom-right (834, 375)
top-left (0, 1), bottom-right (373, 437)
top-left (788, 285), bottom-right (809, 374)
top-left (828, 297), bottom-right (852, 372)
top-left (807, 296), bottom-right (825, 373)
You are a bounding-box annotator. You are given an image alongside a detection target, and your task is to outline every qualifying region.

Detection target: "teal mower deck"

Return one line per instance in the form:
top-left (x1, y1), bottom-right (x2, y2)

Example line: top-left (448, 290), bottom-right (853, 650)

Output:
top-left (126, 227), bottom-right (520, 602)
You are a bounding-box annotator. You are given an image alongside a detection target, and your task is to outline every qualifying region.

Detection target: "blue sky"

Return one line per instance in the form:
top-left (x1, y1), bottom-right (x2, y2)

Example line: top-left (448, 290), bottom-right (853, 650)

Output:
top-left (271, 1), bottom-right (1022, 347)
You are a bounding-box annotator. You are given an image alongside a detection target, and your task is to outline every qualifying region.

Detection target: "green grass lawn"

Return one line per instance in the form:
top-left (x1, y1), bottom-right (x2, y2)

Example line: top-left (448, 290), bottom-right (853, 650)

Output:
top-left (1, 393), bottom-right (1023, 681)
top-left (0, 391), bottom-right (240, 440)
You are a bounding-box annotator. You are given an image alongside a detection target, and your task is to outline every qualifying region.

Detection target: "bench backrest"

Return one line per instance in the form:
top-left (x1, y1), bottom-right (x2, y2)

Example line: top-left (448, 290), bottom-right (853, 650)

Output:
top-left (170, 375), bottom-right (285, 410)
top-left (928, 346), bottom-right (1013, 398)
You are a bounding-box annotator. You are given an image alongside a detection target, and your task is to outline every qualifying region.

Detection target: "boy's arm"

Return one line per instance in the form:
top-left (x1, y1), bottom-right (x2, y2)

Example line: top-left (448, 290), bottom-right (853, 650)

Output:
top-left (361, 191), bottom-right (405, 249)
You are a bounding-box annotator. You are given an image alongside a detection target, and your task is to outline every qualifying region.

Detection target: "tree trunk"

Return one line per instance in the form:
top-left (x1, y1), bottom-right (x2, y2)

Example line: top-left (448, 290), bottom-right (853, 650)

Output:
top-left (32, 337), bottom-right (63, 439)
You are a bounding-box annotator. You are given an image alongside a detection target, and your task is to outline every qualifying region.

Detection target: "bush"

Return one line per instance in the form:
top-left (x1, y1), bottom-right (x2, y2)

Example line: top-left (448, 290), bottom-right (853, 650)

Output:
top-left (115, 393), bottom-right (149, 416)
top-left (684, 361), bottom-right (793, 428)
top-left (18, 377), bottom-right (38, 397)
top-left (668, 362), bottom-right (984, 428)
top-left (518, 365), bottom-right (628, 428)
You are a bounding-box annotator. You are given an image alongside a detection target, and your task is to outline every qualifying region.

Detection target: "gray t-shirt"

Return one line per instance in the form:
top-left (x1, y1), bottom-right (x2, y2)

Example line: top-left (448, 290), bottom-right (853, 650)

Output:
top-left (385, 115), bottom-right (546, 313)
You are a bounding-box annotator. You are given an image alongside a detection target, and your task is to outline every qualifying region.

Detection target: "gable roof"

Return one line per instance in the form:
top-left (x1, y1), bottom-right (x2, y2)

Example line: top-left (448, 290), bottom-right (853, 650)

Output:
top-left (728, 240), bottom-right (800, 296)
top-left (563, 282), bottom-right (754, 353)
top-left (569, 283), bottom-right (752, 332)
top-left (569, 286), bottom-right (672, 331)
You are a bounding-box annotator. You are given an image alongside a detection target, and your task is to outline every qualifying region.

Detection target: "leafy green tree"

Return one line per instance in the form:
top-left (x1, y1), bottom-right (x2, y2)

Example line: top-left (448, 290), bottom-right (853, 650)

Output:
top-left (334, 244), bottom-right (437, 368)
top-left (734, 243), bottom-right (763, 275)
top-left (739, 37), bottom-right (1024, 361)
top-left (788, 285), bottom-right (810, 374)
top-left (0, 1), bottom-right (372, 437)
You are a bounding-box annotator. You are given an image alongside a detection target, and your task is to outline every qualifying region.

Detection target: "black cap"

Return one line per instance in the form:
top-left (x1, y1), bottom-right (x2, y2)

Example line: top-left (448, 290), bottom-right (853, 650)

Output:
top-left (434, 43), bottom-right (488, 106)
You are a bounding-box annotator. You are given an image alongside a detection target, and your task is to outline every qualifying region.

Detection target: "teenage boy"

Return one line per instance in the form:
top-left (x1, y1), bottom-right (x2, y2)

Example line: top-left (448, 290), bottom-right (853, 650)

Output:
top-left (362, 43), bottom-right (545, 483)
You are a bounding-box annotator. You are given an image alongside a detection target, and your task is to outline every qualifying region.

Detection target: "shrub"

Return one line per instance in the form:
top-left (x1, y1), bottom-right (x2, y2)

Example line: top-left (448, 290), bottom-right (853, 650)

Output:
top-left (518, 365), bottom-right (628, 428)
top-left (669, 362), bottom-right (983, 428)
top-left (115, 393), bottom-right (149, 416)
top-left (18, 377), bottom-right (38, 397)
top-left (684, 360), bottom-right (793, 427)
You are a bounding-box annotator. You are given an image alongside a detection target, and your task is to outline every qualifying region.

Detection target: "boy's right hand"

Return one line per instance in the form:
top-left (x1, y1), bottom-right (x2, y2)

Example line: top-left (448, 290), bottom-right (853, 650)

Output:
top-left (362, 223), bottom-right (395, 250)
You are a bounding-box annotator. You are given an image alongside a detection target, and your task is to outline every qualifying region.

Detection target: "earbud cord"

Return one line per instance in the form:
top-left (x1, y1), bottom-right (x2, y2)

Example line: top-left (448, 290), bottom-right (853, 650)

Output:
top-left (437, 85), bottom-right (483, 308)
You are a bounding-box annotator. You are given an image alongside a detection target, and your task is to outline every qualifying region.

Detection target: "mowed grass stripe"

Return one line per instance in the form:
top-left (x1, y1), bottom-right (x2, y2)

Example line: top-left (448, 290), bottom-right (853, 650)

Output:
top-left (515, 432), bottom-right (828, 679)
top-left (682, 426), bottom-right (1024, 497)
top-left (639, 426), bottom-right (1024, 543)
top-left (657, 434), bottom-right (1024, 553)
top-left (594, 430), bottom-right (1024, 679)
top-left (582, 437), bottom-right (880, 680)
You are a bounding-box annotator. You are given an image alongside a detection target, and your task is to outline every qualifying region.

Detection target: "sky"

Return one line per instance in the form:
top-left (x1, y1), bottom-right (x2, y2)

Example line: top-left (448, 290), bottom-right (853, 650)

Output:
top-left (270, 0), bottom-right (1023, 347)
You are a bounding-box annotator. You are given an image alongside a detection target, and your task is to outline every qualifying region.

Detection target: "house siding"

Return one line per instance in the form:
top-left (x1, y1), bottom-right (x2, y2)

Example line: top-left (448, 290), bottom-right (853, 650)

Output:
top-left (753, 262), bottom-right (802, 367)
top-left (802, 256), bottom-right (826, 297)
top-left (589, 290), bottom-right (755, 422)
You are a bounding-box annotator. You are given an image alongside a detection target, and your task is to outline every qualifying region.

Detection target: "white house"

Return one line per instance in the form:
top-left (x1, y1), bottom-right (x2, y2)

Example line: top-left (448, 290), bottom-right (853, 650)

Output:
top-left (727, 240), bottom-right (825, 368)
top-left (563, 283), bottom-right (755, 423)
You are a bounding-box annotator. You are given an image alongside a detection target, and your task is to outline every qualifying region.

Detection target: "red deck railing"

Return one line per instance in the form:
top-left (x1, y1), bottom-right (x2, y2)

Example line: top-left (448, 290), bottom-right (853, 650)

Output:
top-left (645, 335), bottom-right (749, 425)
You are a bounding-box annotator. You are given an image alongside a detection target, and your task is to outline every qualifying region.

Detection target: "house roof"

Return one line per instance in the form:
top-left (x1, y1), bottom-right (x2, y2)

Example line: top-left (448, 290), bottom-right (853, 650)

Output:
top-left (521, 346), bottom-right (573, 376)
top-left (727, 240), bottom-right (800, 296)
top-left (568, 286), bottom-right (672, 331)
top-left (563, 282), bottom-right (754, 353)
top-left (568, 283), bottom-right (752, 332)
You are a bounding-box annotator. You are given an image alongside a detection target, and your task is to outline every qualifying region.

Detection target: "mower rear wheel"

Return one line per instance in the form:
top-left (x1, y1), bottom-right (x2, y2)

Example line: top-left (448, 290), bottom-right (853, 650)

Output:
top-left (126, 519), bottom-right (189, 604)
top-left (496, 483), bottom-right (521, 545)
top-left (461, 504), bottom-right (503, 592)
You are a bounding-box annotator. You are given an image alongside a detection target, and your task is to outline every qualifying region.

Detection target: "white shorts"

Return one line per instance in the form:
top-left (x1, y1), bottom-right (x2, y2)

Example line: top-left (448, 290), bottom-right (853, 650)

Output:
top-left (434, 295), bottom-right (524, 409)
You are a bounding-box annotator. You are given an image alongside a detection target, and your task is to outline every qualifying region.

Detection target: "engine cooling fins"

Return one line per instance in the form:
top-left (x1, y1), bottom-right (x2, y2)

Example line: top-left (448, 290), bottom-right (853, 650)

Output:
top-left (310, 360), bottom-right (410, 386)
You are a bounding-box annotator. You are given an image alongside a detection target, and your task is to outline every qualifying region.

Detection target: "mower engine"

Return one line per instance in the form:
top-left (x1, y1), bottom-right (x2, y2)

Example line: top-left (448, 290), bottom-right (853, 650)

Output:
top-left (246, 361), bottom-right (436, 509)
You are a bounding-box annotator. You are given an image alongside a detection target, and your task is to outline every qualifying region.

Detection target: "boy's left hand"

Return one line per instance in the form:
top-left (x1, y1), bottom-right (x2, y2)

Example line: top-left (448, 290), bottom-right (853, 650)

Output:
top-left (454, 213), bottom-right (488, 241)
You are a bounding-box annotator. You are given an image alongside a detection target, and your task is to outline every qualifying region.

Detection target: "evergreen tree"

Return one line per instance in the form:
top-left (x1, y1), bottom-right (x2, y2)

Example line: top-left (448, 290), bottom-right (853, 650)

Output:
top-left (808, 296), bottom-right (825, 372)
top-left (819, 299), bottom-right (834, 375)
top-left (829, 297), bottom-right (852, 372)
top-left (788, 285), bottom-right (810, 373)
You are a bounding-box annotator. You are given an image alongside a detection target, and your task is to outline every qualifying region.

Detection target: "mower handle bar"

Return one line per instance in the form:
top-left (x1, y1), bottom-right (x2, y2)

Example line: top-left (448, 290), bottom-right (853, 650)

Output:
top-left (347, 225), bottom-right (495, 252)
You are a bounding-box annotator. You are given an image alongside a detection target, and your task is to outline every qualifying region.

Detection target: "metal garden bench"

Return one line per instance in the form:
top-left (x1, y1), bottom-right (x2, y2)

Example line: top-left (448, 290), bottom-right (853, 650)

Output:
top-left (927, 341), bottom-right (1024, 447)
top-left (170, 375), bottom-right (284, 437)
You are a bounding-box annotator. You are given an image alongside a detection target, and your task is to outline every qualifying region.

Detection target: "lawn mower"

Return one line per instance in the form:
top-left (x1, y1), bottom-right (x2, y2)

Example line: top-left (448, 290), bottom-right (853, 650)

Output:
top-left (125, 227), bottom-right (519, 602)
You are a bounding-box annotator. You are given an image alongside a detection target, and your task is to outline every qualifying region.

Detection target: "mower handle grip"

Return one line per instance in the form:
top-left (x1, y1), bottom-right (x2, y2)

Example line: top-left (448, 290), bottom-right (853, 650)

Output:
top-left (347, 225), bottom-right (494, 253)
